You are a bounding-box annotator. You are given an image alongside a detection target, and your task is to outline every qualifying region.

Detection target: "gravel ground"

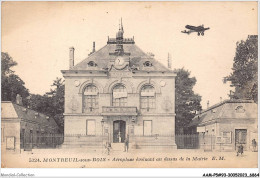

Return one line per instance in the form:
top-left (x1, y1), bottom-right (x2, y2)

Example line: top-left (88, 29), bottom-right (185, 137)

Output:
top-left (2, 146), bottom-right (258, 168)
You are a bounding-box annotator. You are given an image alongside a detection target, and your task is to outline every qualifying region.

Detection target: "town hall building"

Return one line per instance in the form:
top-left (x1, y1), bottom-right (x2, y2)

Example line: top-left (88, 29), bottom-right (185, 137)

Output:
top-left (61, 21), bottom-right (177, 150)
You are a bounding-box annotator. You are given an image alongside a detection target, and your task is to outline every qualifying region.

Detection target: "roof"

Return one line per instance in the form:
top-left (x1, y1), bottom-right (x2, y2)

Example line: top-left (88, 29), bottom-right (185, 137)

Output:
top-left (71, 43), bottom-right (171, 72)
top-left (188, 99), bottom-right (258, 127)
top-left (1, 101), bottom-right (59, 129)
top-left (1, 101), bottom-right (18, 118)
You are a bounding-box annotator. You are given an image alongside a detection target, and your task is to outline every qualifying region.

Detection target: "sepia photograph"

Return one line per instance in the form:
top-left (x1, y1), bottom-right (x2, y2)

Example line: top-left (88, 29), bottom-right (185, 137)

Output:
top-left (1, 1), bottom-right (258, 175)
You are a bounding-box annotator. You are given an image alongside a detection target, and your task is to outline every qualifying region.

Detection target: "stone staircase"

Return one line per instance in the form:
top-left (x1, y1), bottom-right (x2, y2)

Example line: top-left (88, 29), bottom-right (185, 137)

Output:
top-left (111, 143), bottom-right (125, 151)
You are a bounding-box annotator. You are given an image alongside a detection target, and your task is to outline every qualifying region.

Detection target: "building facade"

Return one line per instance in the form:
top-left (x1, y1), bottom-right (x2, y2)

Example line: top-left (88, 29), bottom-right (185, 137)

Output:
top-left (62, 21), bottom-right (177, 149)
top-left (1, 95), bottom-right (60, 153)
top-left (188, 99), bottom-right (258, 151)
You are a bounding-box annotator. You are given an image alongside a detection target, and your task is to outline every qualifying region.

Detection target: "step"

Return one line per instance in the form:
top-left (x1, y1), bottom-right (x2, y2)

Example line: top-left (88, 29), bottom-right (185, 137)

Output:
top-left (111, 143), bottom-right (125, 151)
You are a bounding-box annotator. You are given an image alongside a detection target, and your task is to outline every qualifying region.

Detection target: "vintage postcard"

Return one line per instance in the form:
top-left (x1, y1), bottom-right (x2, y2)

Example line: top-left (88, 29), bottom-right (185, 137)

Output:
top-left (1, 1), bottom-right (258, 170)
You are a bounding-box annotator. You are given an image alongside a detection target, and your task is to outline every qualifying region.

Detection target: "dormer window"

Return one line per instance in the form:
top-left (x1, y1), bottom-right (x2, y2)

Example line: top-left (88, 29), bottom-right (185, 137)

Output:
top-left (143, 61), bottom-right (152, 67)
top-left (88, 61), bottom-right (97, 67)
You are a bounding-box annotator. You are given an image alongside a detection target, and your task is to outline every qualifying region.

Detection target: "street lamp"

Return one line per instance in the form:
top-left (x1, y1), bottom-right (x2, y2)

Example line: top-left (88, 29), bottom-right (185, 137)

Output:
top-left (101, 118), bottom-right (105, 136)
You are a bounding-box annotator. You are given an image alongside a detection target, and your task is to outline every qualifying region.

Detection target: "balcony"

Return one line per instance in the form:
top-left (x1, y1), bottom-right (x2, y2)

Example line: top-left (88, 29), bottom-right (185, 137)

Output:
top-left (107, 37), bottom-right (135, 44)
top-left (102, 106), bottom-right (138, 116)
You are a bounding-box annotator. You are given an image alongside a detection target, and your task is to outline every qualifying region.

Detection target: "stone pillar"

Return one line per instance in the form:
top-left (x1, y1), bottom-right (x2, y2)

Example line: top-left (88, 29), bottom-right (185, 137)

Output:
top-left (172, 76), bottom-right (177, 149)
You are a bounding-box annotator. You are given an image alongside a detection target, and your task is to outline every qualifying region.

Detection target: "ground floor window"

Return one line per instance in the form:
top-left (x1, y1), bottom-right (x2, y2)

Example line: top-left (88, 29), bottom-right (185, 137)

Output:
top-left (86, 120), bottom-right (96, 136)
top-left (143, 120), bottom-right (152, 136)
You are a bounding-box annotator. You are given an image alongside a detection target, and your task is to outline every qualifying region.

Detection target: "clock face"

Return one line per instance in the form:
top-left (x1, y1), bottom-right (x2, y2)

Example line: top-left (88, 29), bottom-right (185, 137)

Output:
top-left (115, 57), bottom-right (125, 66)
top-left (114, 56), bottom-right (127, 69)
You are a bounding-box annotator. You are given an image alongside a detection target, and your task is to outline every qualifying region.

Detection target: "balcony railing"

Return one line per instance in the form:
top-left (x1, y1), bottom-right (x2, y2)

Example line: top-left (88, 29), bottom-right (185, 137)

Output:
top-left (107, 37), bottom-right (135, 44)
top-left (102, 106), bottom-right (138, 116)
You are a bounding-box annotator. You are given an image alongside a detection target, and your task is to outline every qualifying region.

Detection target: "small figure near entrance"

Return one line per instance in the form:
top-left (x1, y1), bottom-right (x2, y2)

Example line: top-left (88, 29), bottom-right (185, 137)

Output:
top-left (124, 134), bottom-right (129, 152)
top-left (252, 139), bottom-right (257, 152)
top-left (104, 142), bottom-right (112, 155)
top-left (117, 131), bottom-right (122, 143)
top-left (237, 144), bottom-right (244, 156)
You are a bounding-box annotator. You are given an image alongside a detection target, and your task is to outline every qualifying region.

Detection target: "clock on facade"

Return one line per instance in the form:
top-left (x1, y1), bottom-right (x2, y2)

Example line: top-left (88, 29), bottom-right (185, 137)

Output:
top-left (114, 56), bottom-right (127, 69)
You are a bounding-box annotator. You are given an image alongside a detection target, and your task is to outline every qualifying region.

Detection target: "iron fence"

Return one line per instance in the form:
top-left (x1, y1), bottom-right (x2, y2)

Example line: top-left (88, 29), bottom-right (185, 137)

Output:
top-left (21, 133), bottom-right (218, 151)
top-left (175, 134), bottom-right (215, 150)
top-left (22, 133), bottom-right (64, 150)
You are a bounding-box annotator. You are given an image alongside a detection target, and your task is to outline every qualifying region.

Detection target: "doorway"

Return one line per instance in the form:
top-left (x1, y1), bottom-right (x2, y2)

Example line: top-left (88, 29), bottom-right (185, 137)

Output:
top-left (235, 129), bottom-right (247, 150)
top-left (113, 120), bottom-right (126, 143)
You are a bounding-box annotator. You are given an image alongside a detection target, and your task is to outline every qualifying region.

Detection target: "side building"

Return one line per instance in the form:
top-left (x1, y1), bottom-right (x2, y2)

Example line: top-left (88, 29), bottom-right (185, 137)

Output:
top-left (61, 21), bottom-right (177, 150)
top-left (1, 95), bottom-right (61, 153)
top-left (188, 99), bottom-right (258, 151)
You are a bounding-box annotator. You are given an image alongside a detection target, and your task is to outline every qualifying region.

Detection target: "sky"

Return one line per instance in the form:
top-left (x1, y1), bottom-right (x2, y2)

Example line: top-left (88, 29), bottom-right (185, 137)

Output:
top-left (1, 1), bottom-right (258, 109)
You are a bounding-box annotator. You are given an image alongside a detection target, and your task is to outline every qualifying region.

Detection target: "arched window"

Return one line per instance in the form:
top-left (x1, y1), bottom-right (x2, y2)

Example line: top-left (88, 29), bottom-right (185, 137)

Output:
top-left (83, 85), bottom-right (99, 113)
top-left (112, 84), bottom-right (127, 106)
top-left (140, 85), bottom-right (155, 111)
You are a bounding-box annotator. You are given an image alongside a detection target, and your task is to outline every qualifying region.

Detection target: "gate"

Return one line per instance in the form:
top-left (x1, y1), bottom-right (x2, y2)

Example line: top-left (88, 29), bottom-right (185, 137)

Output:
top-left (175, 134), bottom-right (215, 150)
top-left (175, 134), bottom-right (199, 149)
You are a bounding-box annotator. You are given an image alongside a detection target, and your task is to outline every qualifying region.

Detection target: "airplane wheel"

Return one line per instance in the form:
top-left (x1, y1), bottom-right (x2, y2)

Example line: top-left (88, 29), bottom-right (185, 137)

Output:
top-left (198, 32), bottom-right (200, 36)
top-left (202, 32), bottom-right (204, 36)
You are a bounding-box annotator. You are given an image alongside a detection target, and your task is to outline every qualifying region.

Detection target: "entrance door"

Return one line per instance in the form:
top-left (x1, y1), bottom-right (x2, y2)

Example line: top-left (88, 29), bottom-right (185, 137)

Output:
top-left (113, 120), bottom-right (126, 143)
top-left (235, 129), bottom-right (247, 150)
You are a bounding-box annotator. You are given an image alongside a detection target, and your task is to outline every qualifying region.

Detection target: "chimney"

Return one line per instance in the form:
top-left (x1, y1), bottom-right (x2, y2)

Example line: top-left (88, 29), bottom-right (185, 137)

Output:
top-left (16, 94), bottom-right (23, 105)
top-left (220, 97), bottom-right (223, 103)
top-left (92, 42), bottom-right (96, 53)
top-left (207, 100), bottom-right (209, 109)
top-left (69, 47), bottom-right (75, 69)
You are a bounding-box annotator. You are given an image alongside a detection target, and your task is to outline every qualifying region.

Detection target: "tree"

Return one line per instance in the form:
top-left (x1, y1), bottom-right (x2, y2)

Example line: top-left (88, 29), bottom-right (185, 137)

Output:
top-left (27, 78), bottom-right (65, 133)
top-left (1, 52), bottom-right (17, 75)
top-left (48, 77), bottom-right (65, 132)
top-left (224, 35), bottom-right (258, 102)
top-left (26, 94), bottom-right (51, 114)
top-left (174, 68), bottom-right (202, 134)
top-left (1, 52), bottom-right (64, 132)
top-left (1, 52), bottom-right (29, 102)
